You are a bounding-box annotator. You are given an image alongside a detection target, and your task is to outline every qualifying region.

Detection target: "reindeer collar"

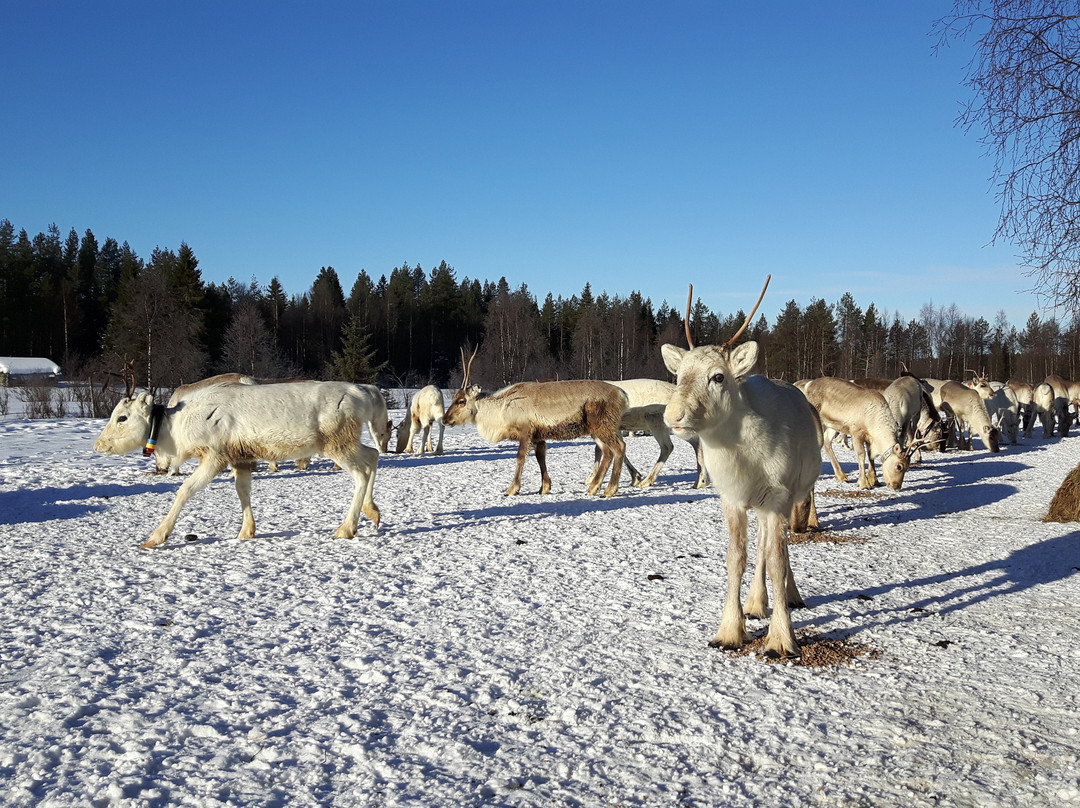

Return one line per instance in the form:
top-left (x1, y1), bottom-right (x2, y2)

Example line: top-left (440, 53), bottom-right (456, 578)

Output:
top-left (142, 404), bottom-right (166, 456)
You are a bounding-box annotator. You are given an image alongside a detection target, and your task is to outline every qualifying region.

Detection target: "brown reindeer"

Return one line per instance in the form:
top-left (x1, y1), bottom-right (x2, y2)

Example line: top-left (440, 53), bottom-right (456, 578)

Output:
top-left (442, 348), bottom-right (630, 497)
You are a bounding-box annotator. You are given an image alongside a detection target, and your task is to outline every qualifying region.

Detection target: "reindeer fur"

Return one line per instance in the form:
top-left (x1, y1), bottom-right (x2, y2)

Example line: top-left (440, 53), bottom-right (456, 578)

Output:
top-left (663, 341), bottom-right (822, 658)
top-left (443, 379), bottom-right (628, 497)
top-left (94, 381), bottom-right (385, 547)
top-left (800, 377), bottom-right (909, 490)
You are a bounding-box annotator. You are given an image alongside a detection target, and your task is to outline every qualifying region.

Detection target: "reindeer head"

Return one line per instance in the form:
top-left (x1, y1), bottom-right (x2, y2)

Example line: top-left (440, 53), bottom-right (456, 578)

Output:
top-left (662, 278), bottom-right (769, 436)
top-left (94, 391), bottom-right (155, 455)
top-left (662, 342), bottom-right (760, 436)
top-left (880, 445), bottom-right (909, 490)
top-left (443, 346), bottom-right (482, 426)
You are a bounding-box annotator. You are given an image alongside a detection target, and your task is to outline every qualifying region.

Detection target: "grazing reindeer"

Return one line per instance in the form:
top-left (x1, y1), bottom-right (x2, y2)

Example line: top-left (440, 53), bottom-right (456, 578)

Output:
top-left (443, 348), bottom-right (629, 497)
top-left (395, 385), bottom-right (446, 454)
top-left (851, 375), bottom-right (940, 464)
top-left (930, 380), bottom-right (1001, 452)
top-left (94, 367), bottom-right (384, 548)
top-left (663, 277), bottom-right (822, 658)
top-left (800, 377), bottom-right (910, 490)
top-left (969, 380), bottom-right (1021, 445)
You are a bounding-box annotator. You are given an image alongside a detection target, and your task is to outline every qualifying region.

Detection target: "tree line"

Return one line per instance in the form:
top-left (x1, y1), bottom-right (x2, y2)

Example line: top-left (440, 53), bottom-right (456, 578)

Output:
top-left (3, 218), bottom-right (1080, 396)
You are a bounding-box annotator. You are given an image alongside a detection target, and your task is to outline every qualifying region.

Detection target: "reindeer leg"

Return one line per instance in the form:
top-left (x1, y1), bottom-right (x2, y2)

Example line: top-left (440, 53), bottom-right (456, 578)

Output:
top-left (601, 432), bottom-right (625, 497)
top-left (854, 436), bottom-right (872, 489)
top-left (822, 429), bottom-right (848, 483)
top-left (744, 536), bottom-right (769, 619)
top-left (712, 502), bottom-right (750, 649)
top-left (143, 454), bottom-right (229, 548)
top-left (333, 443), bottom-right (380, 536)
top-left (421, 422), bottom-right (433, 454)
top-left (760, 511), bottom-right (800, 657)
top-left (864, 441), bottom-right (878, 487)
top-left (434, 421), bottom-right (445, 455)
top-left (587, 442), bottom-right (612, 495)
top-left (587, 443), bottom-right (602, 487)
top-left (690, 436), bottom-right (709, 488)
top-left (636, 423), bottom-right (671, 488)
top-left (535, 440), bottom-right (551, 494)
top-left (505, 438), bottom-right (530, 496)
top-left (406, 415), bottom-right (420, 454)
top-left (233, 461), bottom-right (257, 539)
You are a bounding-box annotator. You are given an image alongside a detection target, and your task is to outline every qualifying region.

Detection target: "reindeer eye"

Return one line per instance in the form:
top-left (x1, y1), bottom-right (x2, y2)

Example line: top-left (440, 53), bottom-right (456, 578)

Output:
top-left (117, 415), bottom-right (128, 423)
top-left (709, 373), bottom-right (725, 385)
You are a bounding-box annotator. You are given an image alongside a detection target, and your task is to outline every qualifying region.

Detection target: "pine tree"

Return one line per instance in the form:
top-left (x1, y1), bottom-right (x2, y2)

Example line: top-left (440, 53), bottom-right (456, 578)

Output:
top-left (327, 313), bottom-right (386, 384)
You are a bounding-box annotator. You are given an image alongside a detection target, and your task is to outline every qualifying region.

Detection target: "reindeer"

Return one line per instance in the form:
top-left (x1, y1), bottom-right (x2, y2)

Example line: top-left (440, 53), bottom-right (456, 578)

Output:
top-left (851, 375), bottom-right (940, 464)
top-left (663, 277), bottom-right (822, 658)
top-left (159, 375), bottom-right (391, 474)
top-left (395, 385), bottom-right (446, 454)
top-left (929, 380), bottom-right (1001, 452)
top-left (443, 348), bottom-right (629, 497)
top-left (155, 373), bottom-right (256, 474)
top-left (1044, 374), bottom-right (1074, 437)
top-left (602, 378), bottom-right (708, 488)
top-left (1032, 381), bottom-right (1058, 438)
top-left (94, 367), bottom-right (384, 548)
top-left (969, 380), bottom-right (1021, 445)
top-left (1006, 379), bottom-right (1037, 437)
top-left (800, 377), bottom-right (910, 490)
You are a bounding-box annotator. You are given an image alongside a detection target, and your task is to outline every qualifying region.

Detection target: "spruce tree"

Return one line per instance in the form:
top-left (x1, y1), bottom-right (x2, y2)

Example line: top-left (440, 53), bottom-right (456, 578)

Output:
top-left (327, 313), bottom-right (386, 384)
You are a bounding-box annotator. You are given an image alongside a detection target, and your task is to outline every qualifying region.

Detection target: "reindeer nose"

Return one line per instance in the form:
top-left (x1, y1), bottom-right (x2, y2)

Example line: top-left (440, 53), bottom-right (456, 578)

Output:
top-left (664, 401), bottom-right (685, 429)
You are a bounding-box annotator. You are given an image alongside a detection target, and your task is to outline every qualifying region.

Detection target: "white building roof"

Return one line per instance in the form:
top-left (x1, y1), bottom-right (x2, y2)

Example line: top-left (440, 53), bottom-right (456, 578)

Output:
top-left (0, 357), bottom-right (62, 375)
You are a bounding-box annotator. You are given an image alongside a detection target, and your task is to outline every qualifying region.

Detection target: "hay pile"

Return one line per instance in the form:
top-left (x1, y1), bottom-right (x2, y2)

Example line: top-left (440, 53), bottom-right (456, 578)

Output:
top-left (1046, 460), bottom-right (1080, 522)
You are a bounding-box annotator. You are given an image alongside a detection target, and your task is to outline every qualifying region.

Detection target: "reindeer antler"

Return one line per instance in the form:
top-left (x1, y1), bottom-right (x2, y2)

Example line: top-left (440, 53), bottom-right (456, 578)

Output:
top-left (103, 358), bottom-right (137, 399)
top-left (723, 275), bottom-right (771, 349)
top-left (459, 345), bottom-right (478, 389)
top-left (684, 277), bottom-right (771, 352)
top-left (684, 284), bottom-right (696, 350)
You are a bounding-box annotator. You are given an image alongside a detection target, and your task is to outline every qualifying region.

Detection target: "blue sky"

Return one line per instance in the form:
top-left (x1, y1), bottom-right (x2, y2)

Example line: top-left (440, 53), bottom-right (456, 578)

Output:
top-left (1, 1), bottom-right (1047, 327)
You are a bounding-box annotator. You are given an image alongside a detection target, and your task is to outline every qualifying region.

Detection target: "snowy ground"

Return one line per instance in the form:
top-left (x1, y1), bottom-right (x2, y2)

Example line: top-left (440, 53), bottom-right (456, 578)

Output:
top-left (1, 404), bottom-right (1078, 807)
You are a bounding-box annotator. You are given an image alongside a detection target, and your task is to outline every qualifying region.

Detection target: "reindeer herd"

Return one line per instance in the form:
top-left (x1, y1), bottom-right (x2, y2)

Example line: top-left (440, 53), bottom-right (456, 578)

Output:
top-left (93, 278), bottom-right (1079, 657)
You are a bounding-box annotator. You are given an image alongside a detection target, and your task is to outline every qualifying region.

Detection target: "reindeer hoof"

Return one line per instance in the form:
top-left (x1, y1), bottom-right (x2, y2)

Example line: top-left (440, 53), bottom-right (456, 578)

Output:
top-left (140, 535), bottom-right (167, 549)
top-left (763, 633), bottom-right (801, 659)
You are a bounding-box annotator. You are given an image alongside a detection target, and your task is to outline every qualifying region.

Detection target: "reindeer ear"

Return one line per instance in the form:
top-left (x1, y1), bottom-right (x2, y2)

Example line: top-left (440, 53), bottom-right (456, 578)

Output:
top-left (661, 344), bottom-right (686, 375)
top-left (137, 392), bottom-right (154, 407)
top-left (727, 341), bottom-right (759, 380)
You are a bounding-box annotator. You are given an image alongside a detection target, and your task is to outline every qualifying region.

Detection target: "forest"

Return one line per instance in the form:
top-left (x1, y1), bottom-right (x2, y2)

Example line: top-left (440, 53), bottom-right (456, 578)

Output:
top-left (3, 218), bottom-right (1080, 397)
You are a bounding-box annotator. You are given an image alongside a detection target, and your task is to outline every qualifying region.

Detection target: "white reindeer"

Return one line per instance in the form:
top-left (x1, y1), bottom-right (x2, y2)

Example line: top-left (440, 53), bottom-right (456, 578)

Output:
top-left (929, 380), bottom-right (1001, 452)
top-left (395, 385), bottom-right (446, 454)
top-left (1044, 374), bottom-right (1074, 437)
top-left (800, 377), bottom-right (909, 490)
top-left (156, 373), bottom-right (256, 474)
top-left (1006, 379), bottom-right (1037, 437)
top-left (663, 278), bottom-right (821, 658)
top-left (970, 381), bottom-right (1020, 445)
top-left (443, 348), bottom-right (629, 497)
top-left (94, 374), bottom-right (385, 548)
top-left (1032, 381), bottom-right (1058, 438)
top-left (852, 375), bottom-right (939, 464)
top-left (602, 378), bottom-right (708, 488)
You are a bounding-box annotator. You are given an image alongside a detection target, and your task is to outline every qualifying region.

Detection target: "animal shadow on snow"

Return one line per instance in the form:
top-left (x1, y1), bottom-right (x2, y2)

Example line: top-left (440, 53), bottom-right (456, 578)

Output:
top-left (816, 447), bottom-right (1031, 532)
top-left (438, 490), bottom-right (713, 532)
top-left (803, 531), bottom-right (1080, 635)
top-left (0, 482), bottom-right (161, 525)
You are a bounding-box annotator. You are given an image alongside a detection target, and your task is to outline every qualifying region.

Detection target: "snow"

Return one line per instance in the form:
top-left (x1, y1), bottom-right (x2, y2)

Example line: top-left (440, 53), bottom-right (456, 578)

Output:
top-left (0, 357), bottom-right (62, 377)
top-left (1, 411), bottom-right (1078, 807)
